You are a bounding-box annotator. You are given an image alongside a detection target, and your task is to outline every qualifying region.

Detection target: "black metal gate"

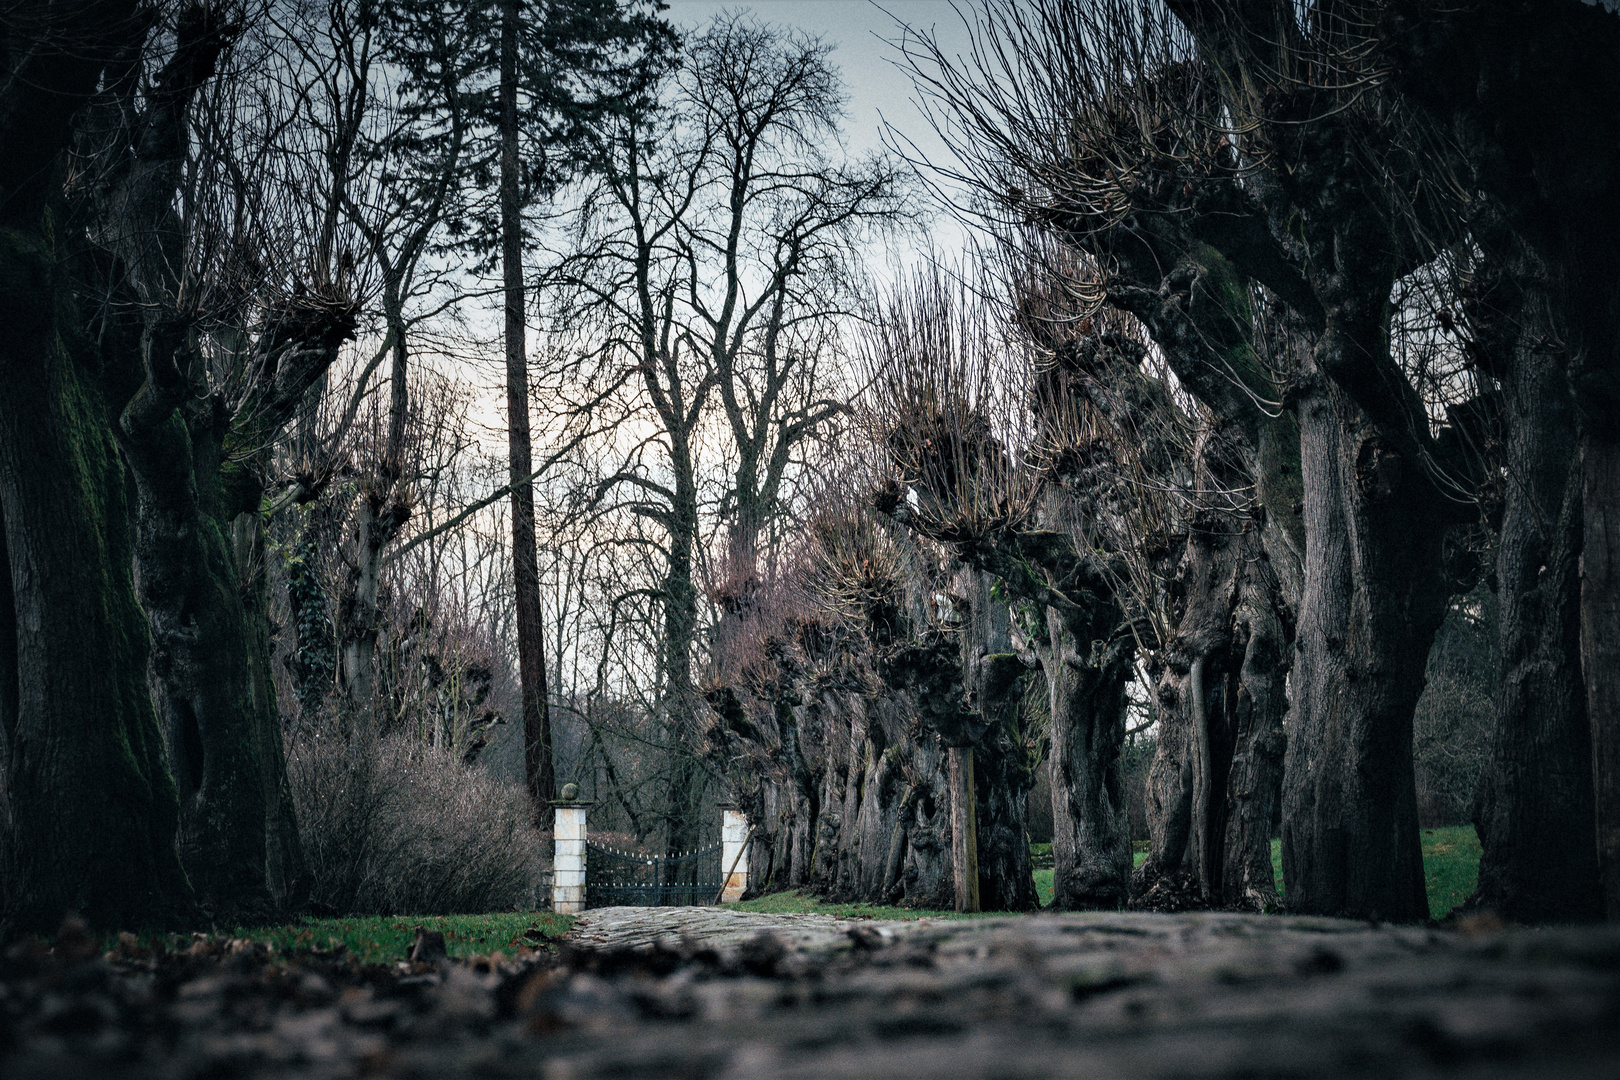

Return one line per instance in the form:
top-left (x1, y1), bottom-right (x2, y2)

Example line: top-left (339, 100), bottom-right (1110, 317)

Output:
top-left (584, 842), bottom-right (724, 907)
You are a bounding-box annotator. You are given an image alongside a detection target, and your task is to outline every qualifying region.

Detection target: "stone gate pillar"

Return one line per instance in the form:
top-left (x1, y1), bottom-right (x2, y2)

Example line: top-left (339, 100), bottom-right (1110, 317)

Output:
top-left (552, 784), bottom-right (590, 914)
top-left (720, 805), bottom-right (750, 903)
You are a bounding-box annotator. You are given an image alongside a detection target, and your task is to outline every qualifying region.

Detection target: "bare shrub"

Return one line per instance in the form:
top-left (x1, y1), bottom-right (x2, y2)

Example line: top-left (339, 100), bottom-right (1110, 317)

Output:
top-left (288, 734), bottom-right (542, 914)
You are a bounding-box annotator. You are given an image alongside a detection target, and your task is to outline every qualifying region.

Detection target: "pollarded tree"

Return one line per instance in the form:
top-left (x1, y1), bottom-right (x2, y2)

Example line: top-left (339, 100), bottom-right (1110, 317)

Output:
top-left (898, 3), bottom-right (1304, 911)
top-left (92, 3), bottom-right (361, 919)
top-left (857, 264), bottom-right (1142, 910)
top-left (0, 0), bottom-right (197, 933)
top-left (903, 0), bottom-right (1503, 921)
top-left (1377, 0), bottom-right (1618, 922)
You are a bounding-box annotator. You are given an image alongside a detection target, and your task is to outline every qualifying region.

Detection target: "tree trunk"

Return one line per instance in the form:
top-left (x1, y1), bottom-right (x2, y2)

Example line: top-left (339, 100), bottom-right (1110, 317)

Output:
top-left (0, 291), bottom-right (193, 931)
top-left (1139, 682), bottom-right (1195, 893)
top-left (119, 395), bottom-right (302, 920)
top-left (1219, 537), bottom-right (1289, 911)
top-left (0, 0), bottom-right (201, 931)
top-left (852, 723), bottom-right (904, 902)
top-left (285, 508), bottom-right (336, 729)
top-left (960, 570), bottom-right (1037, 912)
top-left (337, 498), bottom-right (384, 724)
top-left (1137, 509), bottom-right (1241, 903)
top-left (1469, 255), bottom-right (1599, 922)
top-left (1281, 374), bottom-right (1443, 921)
top-left (1041, 606), bottom-right (1133, 910)
top-left (1585, 433), bottom-right (1620, 921)
top-left (236, 514), bottom-right (309, 911)
top-left (898, 732), bottom-right (955, 909)
top-left (973, 722), bottom-right (1039, 911)
top-left (336, 323), bottom-right (411, 729)
top-left (501, 0), bottom-right (554, 812)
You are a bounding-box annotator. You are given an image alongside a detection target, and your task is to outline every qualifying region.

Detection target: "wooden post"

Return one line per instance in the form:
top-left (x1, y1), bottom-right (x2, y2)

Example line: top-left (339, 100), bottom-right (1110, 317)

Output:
top-left (949, 746), bottom-right (980, 913)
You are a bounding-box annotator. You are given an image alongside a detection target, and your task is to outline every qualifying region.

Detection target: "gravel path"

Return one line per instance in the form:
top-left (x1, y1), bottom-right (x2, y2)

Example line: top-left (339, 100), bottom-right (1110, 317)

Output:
top-left (565, 904), bottom-right (892, 954)
top-left (4, 907), bottom-right (1620, 1078)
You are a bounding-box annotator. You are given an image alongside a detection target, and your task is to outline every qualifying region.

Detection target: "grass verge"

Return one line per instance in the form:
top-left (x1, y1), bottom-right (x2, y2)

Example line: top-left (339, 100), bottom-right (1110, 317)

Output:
top-left (1032, 829), bottom-right (1479, 916)
top-left (219, 913), bottom-right (574, 964)
top-left (1419, 825), bottom-right (1482, 918)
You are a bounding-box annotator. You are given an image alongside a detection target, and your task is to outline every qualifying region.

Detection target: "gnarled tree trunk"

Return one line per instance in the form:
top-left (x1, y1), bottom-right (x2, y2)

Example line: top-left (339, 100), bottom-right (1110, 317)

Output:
top-left (1040, 602), bottom-right (1133, 910)
top-left (1281, 374), bottom-right (1444, 921)
top-left (0, 0), bottom-right (195, 930)
top-left (120, 397), bottom-right (309, 919)
top-left (1219, 532), bottom-right (1290, 910)
top-left (1468, 240), bottom-right (1599, 922)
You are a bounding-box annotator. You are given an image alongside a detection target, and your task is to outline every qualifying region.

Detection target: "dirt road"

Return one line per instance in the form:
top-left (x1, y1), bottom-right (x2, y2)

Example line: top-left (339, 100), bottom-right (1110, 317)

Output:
top-left (4, 907), bottom-right (1619, 1078)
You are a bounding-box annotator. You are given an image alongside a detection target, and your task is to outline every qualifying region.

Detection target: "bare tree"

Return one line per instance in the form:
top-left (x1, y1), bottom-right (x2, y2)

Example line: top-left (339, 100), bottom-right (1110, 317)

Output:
top-left (543, 11), bottom-right (908, 855)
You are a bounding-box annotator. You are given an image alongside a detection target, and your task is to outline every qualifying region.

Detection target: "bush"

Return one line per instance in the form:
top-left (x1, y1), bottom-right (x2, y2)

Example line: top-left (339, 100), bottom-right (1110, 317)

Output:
top-left (287, 733), bottom-right (542, 914)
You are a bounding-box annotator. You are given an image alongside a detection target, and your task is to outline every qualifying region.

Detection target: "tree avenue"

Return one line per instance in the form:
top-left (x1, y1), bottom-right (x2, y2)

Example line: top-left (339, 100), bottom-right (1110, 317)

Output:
top-left (1, 0), bottom-right (1617, 937)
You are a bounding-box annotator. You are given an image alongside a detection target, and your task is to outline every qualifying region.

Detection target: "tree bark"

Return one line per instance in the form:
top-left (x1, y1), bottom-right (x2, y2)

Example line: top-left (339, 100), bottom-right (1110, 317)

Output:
top-left (0, 0), bottom-right (196, 930)
top-left (1219, 536), bottom-right (1290, 911)
top-left (898, 732), bottom-right (955, 909)
top-left (501, 0), bottom-right (554, 812)
top-left (1138, 507), bottom-right (1242, 904)
top-left (1041, 605), bottom-right (1133, 910)
top-left (1585, 435), bottom-right (1620, 921)
top-left (659, 466), bottom-right (703, 858)
top-left (948, 747), bottom-right (980, 913)
top-left (972, 723), bottom-right (1039, 911)
top-left (119, 393), bottom-right (306, 919)
top-left (1281, 374), bottom-right (1444, 922)
top-left (960, 570), bottom-right (1037, 912)
top-left (1467, 243), bottom-right (1599, 922)
top-left (335, 323), bottom-right (410, 729)
top-left (0, 292), bottom-right (194, 931)
top-left (1379, 0), bottom-right (1620, 921)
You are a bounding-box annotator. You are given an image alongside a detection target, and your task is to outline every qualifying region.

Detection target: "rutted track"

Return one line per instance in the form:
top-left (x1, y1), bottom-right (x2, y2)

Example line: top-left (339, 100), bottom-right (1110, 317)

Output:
top-left (4, 909), bottom-right (1619, 1078)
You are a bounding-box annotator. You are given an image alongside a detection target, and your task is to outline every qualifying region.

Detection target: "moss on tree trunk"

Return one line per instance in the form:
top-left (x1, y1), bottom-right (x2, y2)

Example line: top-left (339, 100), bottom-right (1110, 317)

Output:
top-left (0, 230), bottom-right (194, 930)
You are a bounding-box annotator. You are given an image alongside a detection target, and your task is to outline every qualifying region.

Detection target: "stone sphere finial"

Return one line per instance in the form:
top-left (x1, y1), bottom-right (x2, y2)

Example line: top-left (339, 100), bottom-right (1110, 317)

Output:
top-left (560, 782), bottom-right (580, 801)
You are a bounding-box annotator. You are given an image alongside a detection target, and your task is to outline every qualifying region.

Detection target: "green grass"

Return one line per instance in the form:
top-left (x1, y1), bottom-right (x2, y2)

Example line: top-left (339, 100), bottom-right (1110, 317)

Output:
top-left (1419, 825), bottom-right (1483, 918)
top-left (1035, 867), bottom-right (1053, 906)
top-left (221, 912), bottom-right (575, 964)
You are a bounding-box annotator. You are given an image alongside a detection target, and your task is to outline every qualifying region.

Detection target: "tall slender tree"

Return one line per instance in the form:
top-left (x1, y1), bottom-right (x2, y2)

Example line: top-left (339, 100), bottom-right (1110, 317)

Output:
top-left (491, 0), bottom-right (673, 811)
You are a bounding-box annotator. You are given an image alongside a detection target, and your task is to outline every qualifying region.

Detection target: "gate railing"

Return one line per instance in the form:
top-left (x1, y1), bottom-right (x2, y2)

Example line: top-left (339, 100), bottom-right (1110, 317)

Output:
top-left (584, 842), bottom-right (722, 908)
top-left (550, 789), bottom-right (748, 912)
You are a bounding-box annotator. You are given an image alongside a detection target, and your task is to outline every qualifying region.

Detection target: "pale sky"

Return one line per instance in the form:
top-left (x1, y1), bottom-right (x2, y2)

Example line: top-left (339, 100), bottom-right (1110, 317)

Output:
top-left (662, 0), bottom-right (982, 260)
top-left (662, 1), bottom-right (974, 157)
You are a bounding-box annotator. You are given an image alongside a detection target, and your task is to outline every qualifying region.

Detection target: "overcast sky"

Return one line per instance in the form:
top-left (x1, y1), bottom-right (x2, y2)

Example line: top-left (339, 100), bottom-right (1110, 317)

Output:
top-left (663, 2), bottom-right (973, 156)
top-left (662, 0), bottom-right (982, 262)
